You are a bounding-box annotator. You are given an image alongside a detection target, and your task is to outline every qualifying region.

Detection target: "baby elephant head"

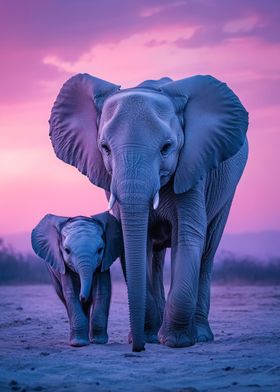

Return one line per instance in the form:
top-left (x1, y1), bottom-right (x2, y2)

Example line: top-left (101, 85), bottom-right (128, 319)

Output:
top-left (31, 212), bottom-right (123, 302)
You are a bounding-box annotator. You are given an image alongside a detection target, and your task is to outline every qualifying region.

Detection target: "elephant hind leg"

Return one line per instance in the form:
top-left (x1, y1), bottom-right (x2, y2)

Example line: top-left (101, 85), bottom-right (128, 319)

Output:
top-left (195, 197), bottom-right (233, 342)
top-left (195, 258), bottom-right (214, 343)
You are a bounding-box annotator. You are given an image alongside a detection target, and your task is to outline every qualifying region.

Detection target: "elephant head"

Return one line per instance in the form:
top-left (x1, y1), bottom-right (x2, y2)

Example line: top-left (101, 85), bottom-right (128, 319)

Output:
top-left (31, 212), bottom-right (123, 302)
top-left (49, 73), bottom-right (248, 350)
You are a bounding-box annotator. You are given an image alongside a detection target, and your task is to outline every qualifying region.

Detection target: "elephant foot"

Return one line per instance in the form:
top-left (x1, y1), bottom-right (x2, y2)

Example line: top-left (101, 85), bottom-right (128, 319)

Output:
top-left (196, 320), bottom-right (214, 342)
top-left (158, 322), bottom-right (196, 348)
top-left (90, 331), bottom-right (108, 344)
top-left (70, 337), bottom-right (90, 347)
top-left (70, 328), bottom-right (90, 347)
top-left (159, 330), bottom-right (195, 348)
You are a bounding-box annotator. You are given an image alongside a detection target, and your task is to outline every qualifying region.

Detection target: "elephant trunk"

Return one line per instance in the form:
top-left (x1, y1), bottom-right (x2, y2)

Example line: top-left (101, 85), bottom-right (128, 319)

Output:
top-left (76, 263), bottom-right (95, 303)
top-left (112, 150), bottom-right (159, 352)
top-left (120, 205), bottom-right (149, 352)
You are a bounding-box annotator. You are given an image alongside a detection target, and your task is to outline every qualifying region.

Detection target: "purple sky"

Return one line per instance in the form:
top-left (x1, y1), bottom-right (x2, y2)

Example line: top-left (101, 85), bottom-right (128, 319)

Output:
top-left (0, 0), bottom-right (280, 235)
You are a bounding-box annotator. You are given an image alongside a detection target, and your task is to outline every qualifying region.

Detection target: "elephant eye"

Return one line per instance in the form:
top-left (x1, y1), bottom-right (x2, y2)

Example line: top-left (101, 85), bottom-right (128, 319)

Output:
top-left (161, 142), bottom-right (172, 156)
top-left (97, 247), bottom-right (103, 255)
top-left (101, 142), bottom-right (111, 156)
top-left (64, 247), bottom-right (71, 255)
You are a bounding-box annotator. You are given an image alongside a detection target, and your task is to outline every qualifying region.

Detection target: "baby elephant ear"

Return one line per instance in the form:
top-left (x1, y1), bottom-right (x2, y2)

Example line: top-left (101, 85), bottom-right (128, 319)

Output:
top-left (161, 75), bottom-right (249, 194)
top-left (92, 212), bottom-right (123, 272)
top-left (49, 73), bottom-right (120, 192)
top-left (31, 214), bottom-right (69, 274)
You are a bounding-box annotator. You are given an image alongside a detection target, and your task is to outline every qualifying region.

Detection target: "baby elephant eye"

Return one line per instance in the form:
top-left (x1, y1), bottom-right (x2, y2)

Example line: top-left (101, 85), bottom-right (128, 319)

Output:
top-left (160, 142), bottom-right (172, 156)
top-left (64, 247), bottom-right (71, 255)
top-left (97, 247), bottom-right (103, 255)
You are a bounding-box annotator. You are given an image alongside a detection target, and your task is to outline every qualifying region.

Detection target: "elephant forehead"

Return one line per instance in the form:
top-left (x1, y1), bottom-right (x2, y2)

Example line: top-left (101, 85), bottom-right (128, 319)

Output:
top-left (101, 90), bottom-right (175, 124)
top-left (61, 220), bottom-right (103, 240)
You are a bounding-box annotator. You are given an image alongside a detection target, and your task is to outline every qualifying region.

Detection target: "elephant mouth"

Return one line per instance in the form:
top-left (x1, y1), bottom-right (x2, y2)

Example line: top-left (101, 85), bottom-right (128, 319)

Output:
top-left (160, 171), bottom-right (172, 187)
top-left (160, 170), bottom-right (170, 177)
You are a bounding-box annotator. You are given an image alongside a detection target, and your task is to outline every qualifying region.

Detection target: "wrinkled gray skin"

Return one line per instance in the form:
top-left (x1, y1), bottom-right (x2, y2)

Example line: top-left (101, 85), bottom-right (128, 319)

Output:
top-left (49, 74), bottom-right (249, 351)
top-left (31, 212), bottom-right (123, 347)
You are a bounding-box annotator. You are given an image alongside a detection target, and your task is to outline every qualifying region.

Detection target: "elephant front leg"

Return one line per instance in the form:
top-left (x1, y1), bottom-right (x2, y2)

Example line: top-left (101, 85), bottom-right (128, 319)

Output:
top-left (90, 269), bottom-right (111, 344)
top-left (61, 273), bottom-right (90, 347)
top-left (159, 189), bottom-right (207, 348)
top-left (158, 245), bottom-right (201, 347)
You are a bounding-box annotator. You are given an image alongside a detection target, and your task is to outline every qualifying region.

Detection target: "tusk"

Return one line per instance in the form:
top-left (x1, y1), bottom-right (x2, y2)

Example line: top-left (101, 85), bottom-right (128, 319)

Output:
top-left (153, 192), bottom-right (159, 210)
top-left (108, 193), bottom-right (116, 210)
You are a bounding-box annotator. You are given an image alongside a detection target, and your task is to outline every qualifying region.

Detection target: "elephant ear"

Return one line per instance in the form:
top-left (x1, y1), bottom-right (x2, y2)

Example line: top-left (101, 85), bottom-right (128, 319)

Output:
top-left (31, 214), bottom-right (69, 274)
top-left (161, 75), bottom-right (249, 194)
top-left (49, 73), bottom-right (120, 191)
top-left (91, 212), bottom-right (123, 272)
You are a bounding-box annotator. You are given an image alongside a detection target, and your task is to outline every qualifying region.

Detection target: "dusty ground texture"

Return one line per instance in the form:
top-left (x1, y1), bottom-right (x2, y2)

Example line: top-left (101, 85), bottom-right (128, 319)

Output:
top-left (0, 283), bottom-right (279, 392)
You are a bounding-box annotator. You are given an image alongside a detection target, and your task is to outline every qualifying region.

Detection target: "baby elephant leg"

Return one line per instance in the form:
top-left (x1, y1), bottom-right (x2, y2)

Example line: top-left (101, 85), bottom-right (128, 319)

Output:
top-left (90, 269), bottom-right (111, 344)
top-left (61, 272), bottom-right (90, 347)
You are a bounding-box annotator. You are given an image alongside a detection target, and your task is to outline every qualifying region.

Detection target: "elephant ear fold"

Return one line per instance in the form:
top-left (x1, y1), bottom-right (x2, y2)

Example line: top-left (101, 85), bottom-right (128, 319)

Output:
top-left (49, 73), bottom-right (120, 192)
top-left (92, 212), bottom-right (123, 272)
top-left (161, 75), bottom-right (249, 194)
top-left (31, 214), bottom-right (69, 274)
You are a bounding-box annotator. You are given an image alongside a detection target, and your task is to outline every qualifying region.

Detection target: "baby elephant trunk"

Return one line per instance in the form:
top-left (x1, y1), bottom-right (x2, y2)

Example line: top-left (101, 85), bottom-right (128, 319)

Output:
top-left (77, 263), bottom-right (95, 303)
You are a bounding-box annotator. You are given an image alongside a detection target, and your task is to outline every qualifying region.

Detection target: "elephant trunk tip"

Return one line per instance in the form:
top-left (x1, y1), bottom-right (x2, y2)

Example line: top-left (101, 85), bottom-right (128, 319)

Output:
top-left (132, 343), bottom-right (146, 353)
top-left (79, 294), bottom-right (88, 303)
top-left (78, 264), bottom-right (94, 303)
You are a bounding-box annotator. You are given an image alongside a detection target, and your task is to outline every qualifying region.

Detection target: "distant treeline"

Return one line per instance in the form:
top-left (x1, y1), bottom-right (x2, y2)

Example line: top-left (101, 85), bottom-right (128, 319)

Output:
top-left (0, 238), bottom-right (280, 285)
top-left (212, 253), bottom-right (280, 284)
top-left (0, 238), bottom-right (50, 284)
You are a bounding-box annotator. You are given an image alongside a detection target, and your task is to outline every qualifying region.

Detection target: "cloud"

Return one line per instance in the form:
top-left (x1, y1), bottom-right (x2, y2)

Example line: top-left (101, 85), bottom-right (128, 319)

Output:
top-left (139, 1), bottom-right (186, 17)
top-left (0, 0), bottom-right (279, 103)
top-left (41, 27), bottom-right (280, 113)
top-left (0, 0), bottom-right (158, 103)
top-left (42, 25), bottom-right (197, 86)
top-left (223, 16), bottom-right (260, 34)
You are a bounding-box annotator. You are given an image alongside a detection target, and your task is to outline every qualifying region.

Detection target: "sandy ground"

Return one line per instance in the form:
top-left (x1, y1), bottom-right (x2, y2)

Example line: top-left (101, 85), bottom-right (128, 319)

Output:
top-left (0, 282), bottom-right (279, 392)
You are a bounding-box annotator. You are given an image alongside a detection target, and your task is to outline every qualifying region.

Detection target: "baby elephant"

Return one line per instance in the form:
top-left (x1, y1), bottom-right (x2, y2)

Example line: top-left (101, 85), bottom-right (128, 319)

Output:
top-left (31, 211), bottom-right (123, 347)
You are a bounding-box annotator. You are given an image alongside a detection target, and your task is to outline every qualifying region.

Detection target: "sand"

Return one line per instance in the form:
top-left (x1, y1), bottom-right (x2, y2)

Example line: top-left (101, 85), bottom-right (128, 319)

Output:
top-left (0, 282), bottom-right (279, 392)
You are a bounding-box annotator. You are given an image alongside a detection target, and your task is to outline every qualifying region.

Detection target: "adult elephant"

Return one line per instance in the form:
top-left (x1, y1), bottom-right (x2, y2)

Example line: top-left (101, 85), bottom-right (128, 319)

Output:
top-left (49, 73), bottom-right (248, 352)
